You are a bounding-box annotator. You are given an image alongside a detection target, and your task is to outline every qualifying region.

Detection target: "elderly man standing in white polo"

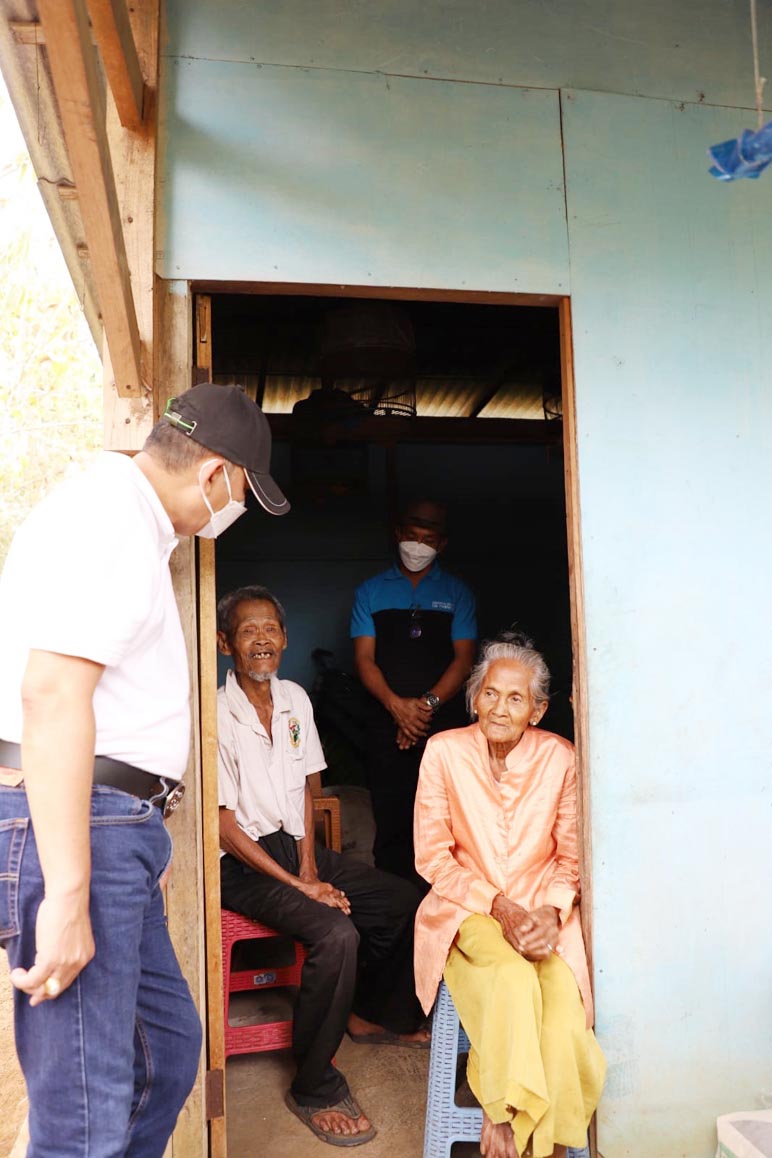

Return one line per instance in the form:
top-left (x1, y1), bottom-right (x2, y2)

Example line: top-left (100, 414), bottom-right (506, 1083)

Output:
top-left (0, 384), bottom-right (289, 1158)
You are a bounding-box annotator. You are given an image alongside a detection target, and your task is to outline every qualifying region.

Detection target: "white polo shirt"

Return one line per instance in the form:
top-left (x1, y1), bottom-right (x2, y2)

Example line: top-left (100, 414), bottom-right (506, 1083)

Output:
top-left (0, 453), bottom-right (190, 780)
top-left (217, 670), bottom-right (326, 842)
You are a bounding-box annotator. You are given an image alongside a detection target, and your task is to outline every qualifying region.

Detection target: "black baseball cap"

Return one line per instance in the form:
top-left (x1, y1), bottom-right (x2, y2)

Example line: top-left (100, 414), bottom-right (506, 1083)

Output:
top-left (162, 383), bottom-right (290, 516)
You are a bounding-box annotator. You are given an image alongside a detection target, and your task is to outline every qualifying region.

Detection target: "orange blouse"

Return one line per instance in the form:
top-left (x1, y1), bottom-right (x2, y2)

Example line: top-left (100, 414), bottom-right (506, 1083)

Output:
top-left (413, 723), bottom-right (593, 1027)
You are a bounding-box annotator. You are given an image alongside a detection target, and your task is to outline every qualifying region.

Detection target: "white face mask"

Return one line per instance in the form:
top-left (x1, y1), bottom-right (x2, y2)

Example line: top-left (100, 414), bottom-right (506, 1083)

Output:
top-left (196, 460), bottom-right (247, 539)
top-left (398, 540), bottom-right (438, 572)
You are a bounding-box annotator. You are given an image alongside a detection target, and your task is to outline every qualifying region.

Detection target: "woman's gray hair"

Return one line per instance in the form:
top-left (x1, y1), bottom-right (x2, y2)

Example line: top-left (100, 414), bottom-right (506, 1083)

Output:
top-left (216, 585), bottom-right (287, 639)
top-left (466, 631), bottom-right (551, 716)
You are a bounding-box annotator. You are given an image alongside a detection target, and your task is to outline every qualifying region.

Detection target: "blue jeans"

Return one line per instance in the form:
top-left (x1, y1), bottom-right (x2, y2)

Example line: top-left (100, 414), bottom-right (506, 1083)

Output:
top-left (0, 785), bottom-right (202, 1157)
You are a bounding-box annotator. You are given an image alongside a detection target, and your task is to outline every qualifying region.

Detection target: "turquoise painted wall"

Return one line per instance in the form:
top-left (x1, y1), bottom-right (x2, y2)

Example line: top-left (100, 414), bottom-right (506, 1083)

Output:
top-left (562, 89), bottom-right (772, 1156)
top-left (157, 59), bottom-right (568, 290)
top-left (164, 0), bottom-right (759, 110)
top-left (159, 4), bottom-right (772, 1154)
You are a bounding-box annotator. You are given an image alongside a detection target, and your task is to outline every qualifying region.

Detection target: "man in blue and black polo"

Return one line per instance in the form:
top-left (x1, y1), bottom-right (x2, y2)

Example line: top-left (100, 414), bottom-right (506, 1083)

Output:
top-left (351, 498), bottom-right (477, 885)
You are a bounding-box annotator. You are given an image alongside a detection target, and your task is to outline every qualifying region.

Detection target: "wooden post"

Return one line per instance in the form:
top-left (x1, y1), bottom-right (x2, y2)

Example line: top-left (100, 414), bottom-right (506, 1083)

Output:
top-left (153, 281), bottom-right (209, 1157)
top-left (194, 294), bottom-right (228, 1158)
top-left (559, 297), bottom-right (596, 1157)
top-left (198, 535), bottom-right (227, 1158)
top-left (559, 298), bottom-right (591, 964)
top-left (195, 296), bottom-right (213, 382)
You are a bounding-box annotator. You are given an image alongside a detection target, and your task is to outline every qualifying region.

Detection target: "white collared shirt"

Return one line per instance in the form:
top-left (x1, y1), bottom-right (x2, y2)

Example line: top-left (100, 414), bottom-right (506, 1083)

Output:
top-left (0, 453), bottom-right (190, 779)
top-left (217, 669), bottom-right (326, 842)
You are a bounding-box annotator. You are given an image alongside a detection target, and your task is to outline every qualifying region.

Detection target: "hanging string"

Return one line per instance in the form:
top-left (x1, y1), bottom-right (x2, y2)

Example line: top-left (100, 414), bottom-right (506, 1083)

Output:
top-left (750, 0), bottom-right (766, 128)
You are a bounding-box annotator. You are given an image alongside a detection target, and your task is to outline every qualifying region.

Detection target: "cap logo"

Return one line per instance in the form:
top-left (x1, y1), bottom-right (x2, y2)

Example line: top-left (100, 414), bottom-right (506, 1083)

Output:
top-left (163, 402), bottom-right (197, 436)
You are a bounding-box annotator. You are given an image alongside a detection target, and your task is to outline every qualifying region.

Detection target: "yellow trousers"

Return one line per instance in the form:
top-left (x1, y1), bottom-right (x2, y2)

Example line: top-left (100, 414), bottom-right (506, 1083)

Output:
top-left (444, 915), bottom-right (606, 1158)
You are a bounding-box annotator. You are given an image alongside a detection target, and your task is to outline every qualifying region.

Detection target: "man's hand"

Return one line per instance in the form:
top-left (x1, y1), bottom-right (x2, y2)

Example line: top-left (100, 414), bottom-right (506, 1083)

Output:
top-left (298, 878), bottom-right (351, 915)
top-left (18, 650), bottom-right (103, 1006)
top-left (491, 896), bottom-right (558, 962)
top-left (10, 892), bottom-right (95, 1006)
top-left (396, 727), bottom-right (417, 750)
top-left (388, 696), bottom-right (432, 743)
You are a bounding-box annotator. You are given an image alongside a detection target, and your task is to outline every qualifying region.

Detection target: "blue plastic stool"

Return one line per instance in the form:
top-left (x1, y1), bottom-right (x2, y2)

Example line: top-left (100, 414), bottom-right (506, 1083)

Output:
top-left (423, 980), bottom-right (591, 1158)
top-left (423, 979), bottom-right (483, 1157)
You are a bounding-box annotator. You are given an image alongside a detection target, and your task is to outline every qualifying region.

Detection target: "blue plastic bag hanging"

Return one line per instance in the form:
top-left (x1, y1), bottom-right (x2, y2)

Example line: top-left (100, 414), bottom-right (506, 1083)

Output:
top-left (708, 120), bottom-right (772, 180)
top-left (708, 0), bottom-right (769, 180)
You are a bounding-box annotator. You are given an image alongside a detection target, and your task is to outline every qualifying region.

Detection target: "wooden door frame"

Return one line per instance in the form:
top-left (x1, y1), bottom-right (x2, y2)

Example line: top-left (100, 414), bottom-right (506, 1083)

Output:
top-left (192, 285), bottom-right (591, 1158)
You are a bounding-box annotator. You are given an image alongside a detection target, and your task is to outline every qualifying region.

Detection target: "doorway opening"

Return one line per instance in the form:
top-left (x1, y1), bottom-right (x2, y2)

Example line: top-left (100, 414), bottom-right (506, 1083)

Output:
top-left (197, 288), bottom-right (586, 1157)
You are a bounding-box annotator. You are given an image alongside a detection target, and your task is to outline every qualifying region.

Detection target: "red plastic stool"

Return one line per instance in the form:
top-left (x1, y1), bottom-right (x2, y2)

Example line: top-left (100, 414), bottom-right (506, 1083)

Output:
top-left (222, 908), bottom-right (305, 1059)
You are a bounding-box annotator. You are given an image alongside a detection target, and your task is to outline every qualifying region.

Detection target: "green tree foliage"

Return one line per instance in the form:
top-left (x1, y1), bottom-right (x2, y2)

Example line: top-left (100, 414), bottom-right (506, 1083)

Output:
top-left (0, 84), bottom-right (102, 568)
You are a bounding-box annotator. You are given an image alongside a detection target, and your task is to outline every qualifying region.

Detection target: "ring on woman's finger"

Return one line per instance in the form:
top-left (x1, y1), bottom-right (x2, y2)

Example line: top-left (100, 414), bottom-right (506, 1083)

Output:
top-left (44, 977), bottom-right (61, 998)
top-left (545, 943), bottom-right (554, 953)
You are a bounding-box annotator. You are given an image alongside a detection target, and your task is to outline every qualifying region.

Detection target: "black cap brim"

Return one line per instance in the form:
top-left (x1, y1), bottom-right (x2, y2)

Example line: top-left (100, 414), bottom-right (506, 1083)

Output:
top-left (246, 470), bottom-right (291, 516)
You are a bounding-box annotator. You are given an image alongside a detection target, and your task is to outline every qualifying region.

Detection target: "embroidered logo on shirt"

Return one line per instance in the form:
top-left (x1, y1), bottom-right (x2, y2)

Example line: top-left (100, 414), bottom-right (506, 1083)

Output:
top-left (288, 717), bottom-right (301, 748)
top-left (431, 600), bottom-right (454, 611)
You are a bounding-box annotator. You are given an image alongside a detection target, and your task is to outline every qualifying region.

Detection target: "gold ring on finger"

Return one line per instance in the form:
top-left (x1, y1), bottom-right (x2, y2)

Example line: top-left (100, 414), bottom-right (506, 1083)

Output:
top-left (44, 977), bottom-right (61, 998)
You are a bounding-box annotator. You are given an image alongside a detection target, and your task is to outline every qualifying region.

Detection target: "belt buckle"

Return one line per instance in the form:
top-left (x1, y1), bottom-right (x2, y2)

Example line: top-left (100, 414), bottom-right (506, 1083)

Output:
top-left (163, 782), bottom-right (185, 819)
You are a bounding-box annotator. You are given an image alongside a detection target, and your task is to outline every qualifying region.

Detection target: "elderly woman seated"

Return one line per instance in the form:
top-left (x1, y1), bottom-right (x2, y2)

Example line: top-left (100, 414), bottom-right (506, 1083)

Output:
top-left (413, 633), bottom-right (606, 1158)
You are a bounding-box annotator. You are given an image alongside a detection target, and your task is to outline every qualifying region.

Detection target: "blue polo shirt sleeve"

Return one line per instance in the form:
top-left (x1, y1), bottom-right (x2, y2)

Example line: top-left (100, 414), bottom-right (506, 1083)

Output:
top-left (451, 581), bottom-right (477, 641)
top-left (350, 579), bottom-right (376, 638)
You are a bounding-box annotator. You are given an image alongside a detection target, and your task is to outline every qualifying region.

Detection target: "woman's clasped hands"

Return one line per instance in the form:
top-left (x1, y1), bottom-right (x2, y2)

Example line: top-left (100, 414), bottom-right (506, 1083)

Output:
top-left (491, 894), bottom-right (559, 962)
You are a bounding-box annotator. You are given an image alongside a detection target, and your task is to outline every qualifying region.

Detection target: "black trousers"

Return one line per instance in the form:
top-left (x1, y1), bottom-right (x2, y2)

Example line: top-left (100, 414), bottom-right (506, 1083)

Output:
top-left (220, 831), bottom-right (424, 1107)
top-left (366, 728), bottom-right (428, 889)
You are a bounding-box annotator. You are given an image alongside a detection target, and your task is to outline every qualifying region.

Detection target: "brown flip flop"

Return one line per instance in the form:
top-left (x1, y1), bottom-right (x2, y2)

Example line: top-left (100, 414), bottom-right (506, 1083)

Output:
top-left (284, 1090), bottom-right (377, 1147)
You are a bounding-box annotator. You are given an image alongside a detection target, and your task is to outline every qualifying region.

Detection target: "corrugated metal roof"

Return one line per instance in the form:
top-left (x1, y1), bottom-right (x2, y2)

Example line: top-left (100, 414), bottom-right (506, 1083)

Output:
top-left (215, 373), bottom-right (552, 419)
top-left (212, 295), bottom-right (562, 422)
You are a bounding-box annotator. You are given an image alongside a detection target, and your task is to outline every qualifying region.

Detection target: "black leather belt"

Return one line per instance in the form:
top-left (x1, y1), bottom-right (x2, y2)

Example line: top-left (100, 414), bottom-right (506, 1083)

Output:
top-left (0, 739), bottom-right (185, 818)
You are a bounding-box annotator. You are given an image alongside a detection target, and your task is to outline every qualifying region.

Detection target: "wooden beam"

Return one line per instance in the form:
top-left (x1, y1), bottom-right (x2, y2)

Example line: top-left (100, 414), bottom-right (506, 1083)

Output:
top-left (38, 0), bottom-right (143, 397)
top-left (86, 0), bottom-right (145, 129)
top-left (191, 280), bottom-right (563, 308)
top-left (10, 20), bottom-right (47, 45)
top-left (269, 413), bottom-right (562, 446)
top-left (102, 0), bottom-right (159, 444)
top-left (55, 181), bottom-right (78, 200)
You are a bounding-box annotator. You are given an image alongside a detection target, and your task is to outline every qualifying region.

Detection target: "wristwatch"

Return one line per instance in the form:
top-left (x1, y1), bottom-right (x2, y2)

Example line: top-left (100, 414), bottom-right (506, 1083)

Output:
top-left (422, 692), bottom-right (441, 712)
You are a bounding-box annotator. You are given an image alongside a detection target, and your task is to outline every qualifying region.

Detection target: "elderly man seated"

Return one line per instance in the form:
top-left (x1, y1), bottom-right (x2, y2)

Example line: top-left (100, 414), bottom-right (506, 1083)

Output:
top-left (217, 585), bottom-right (428, 1147)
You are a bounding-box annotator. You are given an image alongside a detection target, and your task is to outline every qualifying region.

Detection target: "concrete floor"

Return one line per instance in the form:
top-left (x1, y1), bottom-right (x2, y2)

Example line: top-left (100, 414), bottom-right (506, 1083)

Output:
top-left (225, 1001), bottom-right (481, 1158)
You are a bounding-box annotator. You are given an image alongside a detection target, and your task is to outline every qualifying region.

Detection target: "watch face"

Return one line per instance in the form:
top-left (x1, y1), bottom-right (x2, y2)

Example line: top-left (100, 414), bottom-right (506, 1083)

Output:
top-left (425, 694), bottom-right (440, 710)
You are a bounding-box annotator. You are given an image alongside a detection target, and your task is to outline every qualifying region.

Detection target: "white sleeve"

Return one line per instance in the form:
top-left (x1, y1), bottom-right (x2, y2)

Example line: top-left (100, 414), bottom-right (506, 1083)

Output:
top-left (217, 698), bottom-right (242, 810)
top-left (302, 693), bottom-right (327, 777)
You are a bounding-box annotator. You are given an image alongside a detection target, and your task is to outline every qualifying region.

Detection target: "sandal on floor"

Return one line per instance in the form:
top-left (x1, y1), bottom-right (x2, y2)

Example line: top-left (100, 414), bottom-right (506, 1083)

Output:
top-left (284, 1090), bottom-right (377, 1147)
top-left (347, 1028), bottom-right (431, 1050)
